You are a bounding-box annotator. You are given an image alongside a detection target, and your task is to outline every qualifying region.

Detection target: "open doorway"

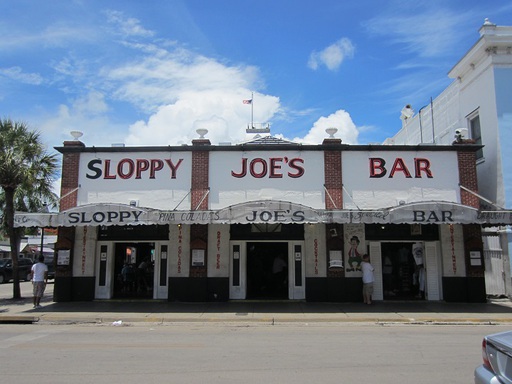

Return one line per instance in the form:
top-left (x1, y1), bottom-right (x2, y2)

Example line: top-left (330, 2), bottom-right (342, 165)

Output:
top-left (114, 242), bottom-right (155, 299)
top-left (381, 242), bottom-right (425, 300)
top-left (246, 242), bottom-right (288, 300)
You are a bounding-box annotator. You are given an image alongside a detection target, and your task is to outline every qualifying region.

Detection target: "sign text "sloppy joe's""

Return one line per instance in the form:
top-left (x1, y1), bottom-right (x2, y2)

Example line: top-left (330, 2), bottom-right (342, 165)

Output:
top-left (86, 158), bottom-right (184, 180)
top-left (231, 157), bottom-right (305, 178)
top-left (67, 210), bottom-right (143, 224)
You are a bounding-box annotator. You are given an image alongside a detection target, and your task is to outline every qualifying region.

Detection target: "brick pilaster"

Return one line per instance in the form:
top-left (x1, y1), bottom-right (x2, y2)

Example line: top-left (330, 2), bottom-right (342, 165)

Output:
top-left (456, 145), bottom-right (479, 209)
top-left (456, 144), bottom-right (484, 278)
top-left (55, 140), bottom-right (84, 286)
top-left (323, 138), bottom-right (343, 209)
top-left (59, 140), bottom-right (85, 211)
top-left (190, 138), bottom-right (210, 278)
top-left (191, 139), bottom-right (210, 210)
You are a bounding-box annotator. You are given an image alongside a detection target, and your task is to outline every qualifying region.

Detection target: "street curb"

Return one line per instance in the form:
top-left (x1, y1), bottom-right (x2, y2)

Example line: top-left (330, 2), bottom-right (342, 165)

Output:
top-left (2, 314), bottom-right (512, 325)
top-left (0, 315), bottom-right (39, 324)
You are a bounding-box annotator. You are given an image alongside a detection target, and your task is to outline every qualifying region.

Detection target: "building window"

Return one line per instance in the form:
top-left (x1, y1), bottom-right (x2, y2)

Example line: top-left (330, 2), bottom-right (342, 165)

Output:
top-left (469, 114), bottom-right (483, 159)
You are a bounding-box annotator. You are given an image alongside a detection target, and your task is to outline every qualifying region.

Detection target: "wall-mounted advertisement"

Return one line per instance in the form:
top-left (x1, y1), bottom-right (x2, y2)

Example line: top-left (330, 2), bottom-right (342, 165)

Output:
top-left (342, 151), bottom-right (460, 209)
top-left (77, 151), bottom-right (192, 210)
top-left (209, 151), bottom-right (325, 209)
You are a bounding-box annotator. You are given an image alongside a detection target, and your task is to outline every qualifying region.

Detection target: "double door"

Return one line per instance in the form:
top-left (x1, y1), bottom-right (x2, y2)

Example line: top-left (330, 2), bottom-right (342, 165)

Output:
top-left (229, 241), bottom-right (305, 300)
top-left (369, 241), bottom-right (441, 301)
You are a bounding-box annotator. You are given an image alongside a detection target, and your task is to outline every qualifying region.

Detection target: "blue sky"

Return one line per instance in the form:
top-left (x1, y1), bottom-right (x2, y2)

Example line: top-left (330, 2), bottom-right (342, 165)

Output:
top-left (1, 0), bottom-right (512, 151)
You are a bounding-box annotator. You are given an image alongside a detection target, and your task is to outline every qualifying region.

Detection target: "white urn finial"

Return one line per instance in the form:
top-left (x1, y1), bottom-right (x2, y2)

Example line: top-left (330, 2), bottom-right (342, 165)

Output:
top-left (70, 131), bottom-right (83, 140)
top-left (325, 127), bottom-right (338, 138)
top-left (196, 128), bottom-right (208, 139)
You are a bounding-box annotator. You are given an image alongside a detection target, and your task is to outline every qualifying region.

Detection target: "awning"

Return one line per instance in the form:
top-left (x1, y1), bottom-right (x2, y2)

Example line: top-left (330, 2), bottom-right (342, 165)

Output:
top-left (14, 200), bottom-right (512, 227)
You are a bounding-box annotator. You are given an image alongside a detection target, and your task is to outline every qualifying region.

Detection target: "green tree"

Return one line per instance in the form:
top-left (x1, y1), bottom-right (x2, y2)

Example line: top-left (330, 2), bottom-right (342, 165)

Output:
top-left (0, 119), bottom-right (58, 299)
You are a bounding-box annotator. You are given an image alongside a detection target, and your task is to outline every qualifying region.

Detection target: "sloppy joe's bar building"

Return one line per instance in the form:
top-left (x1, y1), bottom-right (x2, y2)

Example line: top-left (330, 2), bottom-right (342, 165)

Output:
top-left (15, 133), bottom-right (511, 303)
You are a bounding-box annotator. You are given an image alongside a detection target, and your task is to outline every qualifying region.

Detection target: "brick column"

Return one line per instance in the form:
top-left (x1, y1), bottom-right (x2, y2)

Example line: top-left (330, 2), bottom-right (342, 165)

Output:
top-left (323, 138), bottom-right (344, 279)
top-left (190, 138), bottom-right (210, 278)
top-left (457, 145), bottom-right (479, 209)
top-left (191, 138), bottom-right (210, 210)
top-left (59, 140), bottom-right (84, 211)
top-left (322, 138), bottom-right (343, 209)
top-left (456, 144), bottom-right (484, 279)
top-left (55, 140), bottom-right (84, 300)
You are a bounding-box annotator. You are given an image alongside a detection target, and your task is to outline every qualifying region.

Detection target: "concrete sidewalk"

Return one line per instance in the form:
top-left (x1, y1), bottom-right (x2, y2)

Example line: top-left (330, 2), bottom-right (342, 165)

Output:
top-left (1, 293), bottom-right (512, 325)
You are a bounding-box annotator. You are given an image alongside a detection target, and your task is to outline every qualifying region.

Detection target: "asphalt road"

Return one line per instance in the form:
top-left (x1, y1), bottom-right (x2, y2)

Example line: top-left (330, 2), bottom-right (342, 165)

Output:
top-left (0, 321), bottom-right (508, 384)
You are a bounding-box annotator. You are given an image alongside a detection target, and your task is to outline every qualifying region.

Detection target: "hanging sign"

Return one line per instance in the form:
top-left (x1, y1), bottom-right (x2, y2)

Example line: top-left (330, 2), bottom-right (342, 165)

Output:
top-left (14, 201), bottom-right (512, 227)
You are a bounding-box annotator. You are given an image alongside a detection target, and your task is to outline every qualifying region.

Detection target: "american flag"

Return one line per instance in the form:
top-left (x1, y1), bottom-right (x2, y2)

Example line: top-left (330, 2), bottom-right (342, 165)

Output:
top-left (243, 99), bottom-right (252, 104)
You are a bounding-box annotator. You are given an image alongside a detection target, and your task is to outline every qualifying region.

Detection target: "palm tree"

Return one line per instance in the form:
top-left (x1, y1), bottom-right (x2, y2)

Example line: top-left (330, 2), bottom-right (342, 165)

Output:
top-left (0, 118), bottom-right (58, 299)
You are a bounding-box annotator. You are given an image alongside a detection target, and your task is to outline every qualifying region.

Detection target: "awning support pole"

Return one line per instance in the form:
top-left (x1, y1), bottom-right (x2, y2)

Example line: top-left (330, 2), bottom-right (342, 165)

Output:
top-left (194, 188), bottom-right (210, 211)
top-left (173, 189), bottom-right (191, 211)
top-left (323, 185), bottom-right (338, 209)
top-left (459, 184), bottom-right (504, 210)
top-left (342, 185), bottom-right (361, 210)
top-left (58, 186), bottom-right (80, 203)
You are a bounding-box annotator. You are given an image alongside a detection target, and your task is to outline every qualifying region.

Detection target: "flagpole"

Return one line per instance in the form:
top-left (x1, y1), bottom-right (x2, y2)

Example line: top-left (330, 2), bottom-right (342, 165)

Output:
top-left (251, 92), bottom-right (254, 129)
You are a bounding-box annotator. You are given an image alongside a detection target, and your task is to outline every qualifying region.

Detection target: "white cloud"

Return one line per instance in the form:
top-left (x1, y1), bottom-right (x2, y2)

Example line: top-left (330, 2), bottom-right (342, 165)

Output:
top-left (37, 91), bottom-right (125, 147)
top-left (363, 8), bottom-right (473, 58)
top-left (308, 38), bottom-right (355, 71)
top-left (294, 109), bottom-right (359, 144)
top-left (125, 90), bottom-right (280, 145)
top-left (0, 67), bottom-right (44, 85)
top-left (24, 11), bottom-right (362, 149)
top-left (105, 49), bottom-right (261, 113)
top-left (105, 10), bottom-right (155, 38)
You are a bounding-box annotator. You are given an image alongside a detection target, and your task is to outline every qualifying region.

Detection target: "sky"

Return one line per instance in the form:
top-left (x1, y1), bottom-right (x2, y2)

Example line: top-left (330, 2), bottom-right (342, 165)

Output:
top-left (1, 0), bottom-right (512, 155)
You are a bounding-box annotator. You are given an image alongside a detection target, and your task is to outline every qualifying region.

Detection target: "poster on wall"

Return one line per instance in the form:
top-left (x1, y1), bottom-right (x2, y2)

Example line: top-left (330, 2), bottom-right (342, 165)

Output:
top-left (329, 250), bottom-right (343, 268)
top-left (470, 251), bottom-right (482, 266)
top-left (344, 223), bottom-right (365, 276)
top-left (57, 250), bottom-right (70, 265)
top-left (192, 249), bottom-right (205, 266)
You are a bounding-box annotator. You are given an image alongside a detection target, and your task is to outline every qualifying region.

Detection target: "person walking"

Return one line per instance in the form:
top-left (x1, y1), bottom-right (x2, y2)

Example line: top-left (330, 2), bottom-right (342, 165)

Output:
top-left (30, 255), bottom-right (48, 308)
top-left (361, 254), bottom-right (375, 305)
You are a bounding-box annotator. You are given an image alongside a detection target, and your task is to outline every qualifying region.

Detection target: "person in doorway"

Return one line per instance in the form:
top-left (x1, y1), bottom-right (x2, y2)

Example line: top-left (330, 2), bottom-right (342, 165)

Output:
top-left (361, 254), bottom-right (375, 305)
top-left (137, 258), bottom-right (149, 292)
top-left (272, 254), bottom-right (287, 291)
top-left (383, 255), bottom-right (395, 296)
top-left (121, 263), bottom-right (135, 293)
top-left (30, 255), bottom-right (48, 308)
top-left (412, 243), bottom-right (425, 299)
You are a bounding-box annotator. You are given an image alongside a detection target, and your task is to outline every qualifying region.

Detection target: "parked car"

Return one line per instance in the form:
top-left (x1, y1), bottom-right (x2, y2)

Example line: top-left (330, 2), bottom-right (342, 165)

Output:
top-left (0, 258), bottom-right (33, 283)
top-left (45, 260), bottom-right (55, 280)
top-left (475, 330), bottom-right (512, 383)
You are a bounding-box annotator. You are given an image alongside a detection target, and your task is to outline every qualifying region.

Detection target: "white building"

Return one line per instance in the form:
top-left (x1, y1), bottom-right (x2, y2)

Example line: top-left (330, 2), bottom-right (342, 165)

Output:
top-left (385, 19), bottom-right (512, 297)
top-left (15, 133), bottom-right (495, 304)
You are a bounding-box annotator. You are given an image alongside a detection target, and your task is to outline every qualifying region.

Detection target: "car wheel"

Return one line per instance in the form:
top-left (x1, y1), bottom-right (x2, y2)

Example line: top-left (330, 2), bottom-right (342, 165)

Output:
top-left (0, 274), bottom-right (5, 284)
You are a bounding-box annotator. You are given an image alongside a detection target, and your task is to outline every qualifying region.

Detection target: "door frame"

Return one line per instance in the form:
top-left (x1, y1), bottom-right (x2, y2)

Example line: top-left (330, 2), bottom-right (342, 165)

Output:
top-left (370, 240), bottom-right (442, 301)
top-left (95, 241), bottom-right (114, 299)
top-left (95, 241), bottom-right (166, 300)
top-left (229, 240), bottom-right (306, 300)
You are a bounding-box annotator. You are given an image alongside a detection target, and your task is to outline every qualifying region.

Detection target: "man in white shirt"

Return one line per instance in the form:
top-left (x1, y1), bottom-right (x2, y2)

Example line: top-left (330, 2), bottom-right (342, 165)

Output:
top-left (361, 254), bottom-right (375, 305)
top-left (30, 255), bottom-right (48, 308)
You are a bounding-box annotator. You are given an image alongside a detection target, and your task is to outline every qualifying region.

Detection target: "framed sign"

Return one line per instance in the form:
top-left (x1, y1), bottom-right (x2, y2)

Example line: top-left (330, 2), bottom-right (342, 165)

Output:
top-left (57, 250), bottom-right (71, 265)
top-left (192, 249), bottom-right (205, 266)
top-left (470, 251), bottom-right (482, 266)
top-left (329, 250), bottom-right (343, 268)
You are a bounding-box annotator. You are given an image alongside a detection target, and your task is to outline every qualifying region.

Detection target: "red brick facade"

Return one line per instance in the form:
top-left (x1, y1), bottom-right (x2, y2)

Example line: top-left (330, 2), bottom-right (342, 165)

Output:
top-left (322, 138), bottom-right (343, 209)
top-left (190, 138), bottom-right (210, 278)
top-left (457, 148), bottom-right (479, 208)
top-left (457, 145), bottom-right (484, 278)
top-left (59, 141), bottom-right (84, 211)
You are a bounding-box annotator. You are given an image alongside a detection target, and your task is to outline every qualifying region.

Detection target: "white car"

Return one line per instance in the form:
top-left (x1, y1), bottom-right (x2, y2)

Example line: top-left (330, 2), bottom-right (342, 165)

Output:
top-left (475, 330), bottom-right (512, 383)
